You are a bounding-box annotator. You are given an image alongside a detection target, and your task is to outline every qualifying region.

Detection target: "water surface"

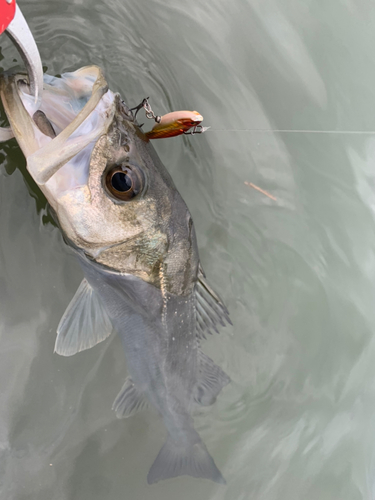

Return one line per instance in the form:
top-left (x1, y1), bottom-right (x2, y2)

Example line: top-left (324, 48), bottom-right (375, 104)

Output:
top-left (1, 1), bottom-right (375, 499)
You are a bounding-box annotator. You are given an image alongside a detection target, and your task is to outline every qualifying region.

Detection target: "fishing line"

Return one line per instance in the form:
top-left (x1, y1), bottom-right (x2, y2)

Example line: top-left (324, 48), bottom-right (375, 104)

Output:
top-left (133, 99), bottom-right (375, 137)
top-left (206, 129), bottom-right (375, 135)
top-left (203, 128), bottom-right (375, 202)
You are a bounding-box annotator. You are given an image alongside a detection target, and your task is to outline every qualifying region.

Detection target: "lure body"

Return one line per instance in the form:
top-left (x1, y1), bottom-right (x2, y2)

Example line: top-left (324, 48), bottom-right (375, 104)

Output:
top-left (145, 110), bottom-right (203, 139)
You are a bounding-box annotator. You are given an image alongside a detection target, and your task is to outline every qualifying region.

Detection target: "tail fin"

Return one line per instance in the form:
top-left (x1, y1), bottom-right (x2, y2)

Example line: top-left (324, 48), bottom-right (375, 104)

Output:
top-left (147, 436), bottom-right (225, 485)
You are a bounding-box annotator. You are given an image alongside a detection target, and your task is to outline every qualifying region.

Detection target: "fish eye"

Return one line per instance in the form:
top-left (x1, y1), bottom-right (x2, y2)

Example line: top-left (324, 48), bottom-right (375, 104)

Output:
top-left (105, 163), bottom-right (143, 201)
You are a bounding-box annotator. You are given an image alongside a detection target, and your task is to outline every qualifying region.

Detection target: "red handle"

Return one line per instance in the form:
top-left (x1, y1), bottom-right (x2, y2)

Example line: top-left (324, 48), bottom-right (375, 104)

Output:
top-left (0, 0), bottom-right (16, 35)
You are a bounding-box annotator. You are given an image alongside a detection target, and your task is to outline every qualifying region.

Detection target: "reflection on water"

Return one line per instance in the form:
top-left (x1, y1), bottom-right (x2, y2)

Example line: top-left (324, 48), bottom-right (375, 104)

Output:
top-left (2, 0), bottom-right (375, 499)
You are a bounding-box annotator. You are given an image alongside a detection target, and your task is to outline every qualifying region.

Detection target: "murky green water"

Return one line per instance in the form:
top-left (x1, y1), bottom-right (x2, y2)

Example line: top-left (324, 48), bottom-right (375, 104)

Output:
top-left (1, 0), bottom-right (375, 498)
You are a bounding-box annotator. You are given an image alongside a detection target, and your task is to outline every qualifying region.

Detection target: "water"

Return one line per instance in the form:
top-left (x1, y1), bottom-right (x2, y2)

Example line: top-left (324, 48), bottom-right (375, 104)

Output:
top-left (1, 0), bottom-right (375, 498)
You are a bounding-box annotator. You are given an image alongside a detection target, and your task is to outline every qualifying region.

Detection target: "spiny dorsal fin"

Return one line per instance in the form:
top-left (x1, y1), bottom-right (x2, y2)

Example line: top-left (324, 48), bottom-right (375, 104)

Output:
top-left (54, 278), bottom-right (113, 356)
top-left (195, 269), bottom-right (232, 340)
top-left (194, 350), bottom-right (230, 406)
top-left (112, 376), bottom-right (149, 418)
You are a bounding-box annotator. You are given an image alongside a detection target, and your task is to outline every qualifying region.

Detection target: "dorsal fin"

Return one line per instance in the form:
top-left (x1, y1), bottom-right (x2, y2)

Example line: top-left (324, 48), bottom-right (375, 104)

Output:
top-left (54, 278), bottom-right (113, 356)
top-left (195, 269), bottom-right (232, 340)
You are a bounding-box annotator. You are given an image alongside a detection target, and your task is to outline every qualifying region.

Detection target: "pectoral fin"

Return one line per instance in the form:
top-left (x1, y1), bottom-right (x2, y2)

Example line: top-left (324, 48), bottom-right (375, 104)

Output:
top-left (112, 377), bottom-right (149, 418)
top-left (54, 278), bottom-right (113, 356)
top-left (194, 350), bottom-right (230, 406)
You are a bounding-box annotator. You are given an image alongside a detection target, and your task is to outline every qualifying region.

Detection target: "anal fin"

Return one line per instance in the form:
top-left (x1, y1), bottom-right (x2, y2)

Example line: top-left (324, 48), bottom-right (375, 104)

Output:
top-left (112, 377), bottom-right (149, 418)
top-left (54, 278), bottom-right (113, 356)
top-left (194, 351), bottom-right (230, 406)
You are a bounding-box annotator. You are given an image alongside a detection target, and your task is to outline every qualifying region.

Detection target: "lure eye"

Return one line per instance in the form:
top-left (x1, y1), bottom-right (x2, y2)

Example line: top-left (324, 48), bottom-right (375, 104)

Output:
top-left (105, 164), bottom-right (143, 201)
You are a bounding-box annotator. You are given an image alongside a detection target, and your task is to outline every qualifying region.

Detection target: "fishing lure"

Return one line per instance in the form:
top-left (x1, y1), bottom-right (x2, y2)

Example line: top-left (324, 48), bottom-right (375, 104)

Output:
top-left (131, 98), bottom-right (209, 139)
top-left (146, 110), bottom-right (205, 139)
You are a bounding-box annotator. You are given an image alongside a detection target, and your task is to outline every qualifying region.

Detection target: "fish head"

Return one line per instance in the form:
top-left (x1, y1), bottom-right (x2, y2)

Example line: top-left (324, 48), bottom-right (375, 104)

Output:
top-left (0, 66), bottom-right (199, 293)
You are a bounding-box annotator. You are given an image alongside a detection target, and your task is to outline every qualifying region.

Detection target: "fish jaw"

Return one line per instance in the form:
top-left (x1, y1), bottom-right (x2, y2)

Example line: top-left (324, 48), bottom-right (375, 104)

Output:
top-left (0, 73), bottom-right (46, 158)
top-left (0, 66), bottom-right (114, 199)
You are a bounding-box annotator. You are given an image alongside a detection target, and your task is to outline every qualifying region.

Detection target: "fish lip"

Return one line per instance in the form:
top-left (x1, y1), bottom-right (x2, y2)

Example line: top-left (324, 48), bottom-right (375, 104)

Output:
top-left (4, 66), bottom-right (114, 186)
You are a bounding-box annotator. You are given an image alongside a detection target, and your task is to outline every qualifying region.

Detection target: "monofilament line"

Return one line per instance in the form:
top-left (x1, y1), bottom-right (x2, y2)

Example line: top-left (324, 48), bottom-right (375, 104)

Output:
top-left (207, 129), bottom-right (375, 135)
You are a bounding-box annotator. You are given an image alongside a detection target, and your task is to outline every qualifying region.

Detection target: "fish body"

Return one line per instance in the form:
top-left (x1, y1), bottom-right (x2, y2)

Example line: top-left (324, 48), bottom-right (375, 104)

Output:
top-left (81, 259), bottom-right (226, 483)
top-left (0, 66), bottom-right (231, 484)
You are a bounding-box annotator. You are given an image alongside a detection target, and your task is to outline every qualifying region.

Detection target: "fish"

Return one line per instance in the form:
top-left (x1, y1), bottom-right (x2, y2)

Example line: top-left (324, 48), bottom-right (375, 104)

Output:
top-left (0, 66), bottom-right (231, 484)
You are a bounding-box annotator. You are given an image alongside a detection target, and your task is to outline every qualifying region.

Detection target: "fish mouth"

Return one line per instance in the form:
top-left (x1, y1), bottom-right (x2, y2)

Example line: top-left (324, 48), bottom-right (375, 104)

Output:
top-left (0, 66), bottom-right (119, 192)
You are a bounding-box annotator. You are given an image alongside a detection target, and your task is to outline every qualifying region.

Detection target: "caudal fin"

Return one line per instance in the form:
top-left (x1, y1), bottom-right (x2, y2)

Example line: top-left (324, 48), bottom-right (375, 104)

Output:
top-left (147, 437), bottom-right (225, 485)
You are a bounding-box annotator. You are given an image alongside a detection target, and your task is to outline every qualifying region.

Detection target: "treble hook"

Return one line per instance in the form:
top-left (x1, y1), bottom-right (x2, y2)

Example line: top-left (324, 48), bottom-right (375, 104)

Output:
top-left (183, 125), bottom-right (210, 135)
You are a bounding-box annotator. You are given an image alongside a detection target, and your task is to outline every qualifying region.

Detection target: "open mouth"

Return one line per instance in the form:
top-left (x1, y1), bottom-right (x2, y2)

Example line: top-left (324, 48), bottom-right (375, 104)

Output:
top-left (0, 66), bottom-right (116, 189)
